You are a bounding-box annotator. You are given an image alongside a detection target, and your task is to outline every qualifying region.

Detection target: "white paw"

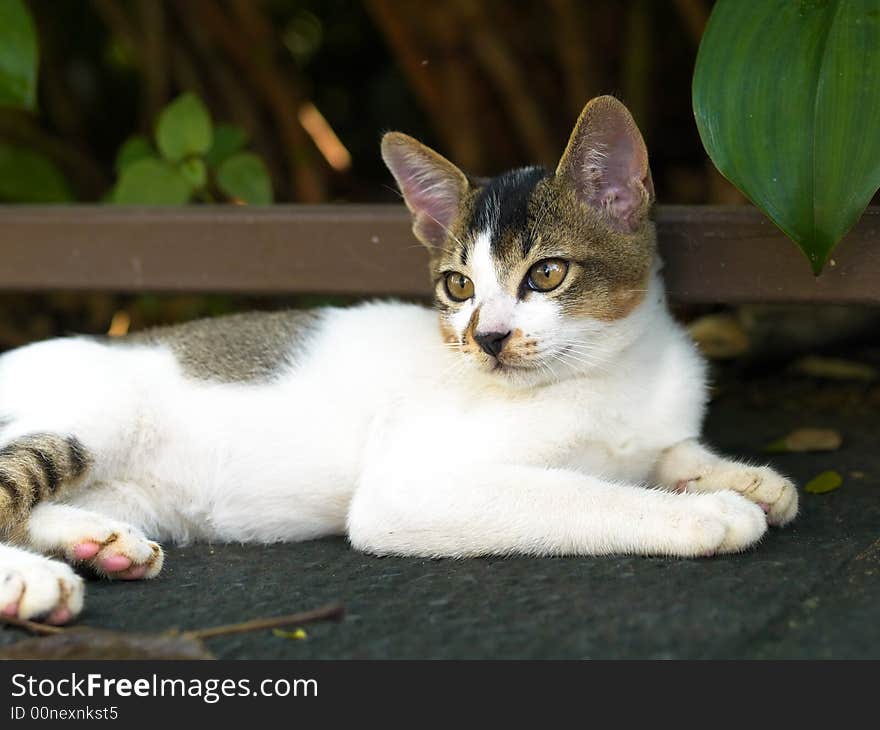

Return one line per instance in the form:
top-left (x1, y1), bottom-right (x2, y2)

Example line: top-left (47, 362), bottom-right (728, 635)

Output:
top-left (29, 509), bottom-right (163, 580)
top-left (0, 553), bottom-right (84, 624)
top-left (676, 491), bottom-right (768, 556)
top-left (688, 464), bottom-right (799, 527)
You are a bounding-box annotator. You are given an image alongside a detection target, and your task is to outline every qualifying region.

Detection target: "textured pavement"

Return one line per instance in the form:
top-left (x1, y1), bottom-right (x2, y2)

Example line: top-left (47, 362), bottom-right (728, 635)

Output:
top-left (1, 361), bottom-right (878, 659)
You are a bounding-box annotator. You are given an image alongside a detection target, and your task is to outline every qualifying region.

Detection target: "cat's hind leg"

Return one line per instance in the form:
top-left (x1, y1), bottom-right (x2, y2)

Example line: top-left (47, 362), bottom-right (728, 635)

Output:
top-left (654, 439), bottom-right (798, 526)
top-left (26, 503), bottom-right (163, 580)
top-left (0, 542), bottom-right (84, 624)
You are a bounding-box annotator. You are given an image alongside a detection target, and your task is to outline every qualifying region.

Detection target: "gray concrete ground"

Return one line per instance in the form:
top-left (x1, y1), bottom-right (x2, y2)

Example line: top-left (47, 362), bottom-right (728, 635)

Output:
top-left (1, 360), bottom-right (878, 658)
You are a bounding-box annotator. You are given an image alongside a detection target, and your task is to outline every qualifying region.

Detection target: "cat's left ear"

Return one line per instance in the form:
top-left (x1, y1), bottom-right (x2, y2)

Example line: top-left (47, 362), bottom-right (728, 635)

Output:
top-left (381, 132), bottom-right (469, 249)
top-left (556, 96), bottom-right (654, 232)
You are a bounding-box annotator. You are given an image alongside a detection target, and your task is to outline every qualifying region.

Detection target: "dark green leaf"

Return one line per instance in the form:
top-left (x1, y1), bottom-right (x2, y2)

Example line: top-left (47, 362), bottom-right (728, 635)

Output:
top-left (693, 0), bottom-right (880, 274)
top-left (0, 0), bottom-right (38, 110)
top-left (112, 158), bottom-right (191, 205)
top-left (155, 92), bottom-right (213, 163)
top-left (115, 135), bottom-right (155, 173)
top-left (217, 152), bottom-right (273, 205)
top-left (205, 124), bottom-right (248, 168)
top-left (0, 143), bottom-right (72, 202)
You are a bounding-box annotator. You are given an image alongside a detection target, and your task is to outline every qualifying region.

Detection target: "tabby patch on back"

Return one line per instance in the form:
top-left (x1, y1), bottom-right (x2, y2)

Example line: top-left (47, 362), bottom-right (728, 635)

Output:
top-left (382, 96), bottom-right (656, 385)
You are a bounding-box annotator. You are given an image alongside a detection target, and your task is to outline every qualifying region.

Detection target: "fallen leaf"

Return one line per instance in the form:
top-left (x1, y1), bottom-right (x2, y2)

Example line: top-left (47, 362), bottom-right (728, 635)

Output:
top-left (791, 356), bottom-right (878, 381)
top-left (804, 470), bottom-right (843, 495)
top-left (687, 314), bottom-right (750, 359)
top-left (272, 628), bottom-right (307, 640)
top-left (765, 427), bottom-right (842, 453)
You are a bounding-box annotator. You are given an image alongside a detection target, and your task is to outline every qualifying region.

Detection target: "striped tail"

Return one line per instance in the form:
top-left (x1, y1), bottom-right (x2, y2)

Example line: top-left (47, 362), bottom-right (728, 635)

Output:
top-left (0, 434), bottom-right (91, 537)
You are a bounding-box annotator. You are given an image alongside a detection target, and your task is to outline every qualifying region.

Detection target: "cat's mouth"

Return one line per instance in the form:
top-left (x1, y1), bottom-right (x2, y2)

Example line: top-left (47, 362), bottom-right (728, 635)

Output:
top-left (487, 356), bottom-right (537, 374)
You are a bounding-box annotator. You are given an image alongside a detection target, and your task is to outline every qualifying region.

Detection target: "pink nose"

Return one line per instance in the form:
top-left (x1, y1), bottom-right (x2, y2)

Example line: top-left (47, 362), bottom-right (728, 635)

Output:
top-left (475, 331), bottom-right (511, 357)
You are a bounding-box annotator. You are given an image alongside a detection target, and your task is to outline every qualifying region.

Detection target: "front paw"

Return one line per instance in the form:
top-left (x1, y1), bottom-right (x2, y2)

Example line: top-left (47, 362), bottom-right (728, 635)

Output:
top-left (684, 465), bottom-right (798, 527)
top-left (0, 555), bottom-right (84, 624)
top-left (685, 491), bottom-right (768, 555)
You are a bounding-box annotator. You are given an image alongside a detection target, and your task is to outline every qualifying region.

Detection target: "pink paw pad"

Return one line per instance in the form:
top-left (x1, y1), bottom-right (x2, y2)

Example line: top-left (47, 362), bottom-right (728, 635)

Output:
top-left (2, 602), bottom-right (18, 617)
top-left (73, 542), bottom-right (101, 560)
top-left (116, 564), bottom-right (148, 580)
top-left (99, 554), bottom-right (132, 573)
top-left (47, 607), bottom-right (72, 625)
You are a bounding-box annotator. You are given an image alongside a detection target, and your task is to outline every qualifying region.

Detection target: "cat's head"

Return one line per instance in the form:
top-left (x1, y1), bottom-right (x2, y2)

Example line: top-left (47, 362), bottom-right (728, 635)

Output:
top-left (382, 96), bottom-right (657, 386)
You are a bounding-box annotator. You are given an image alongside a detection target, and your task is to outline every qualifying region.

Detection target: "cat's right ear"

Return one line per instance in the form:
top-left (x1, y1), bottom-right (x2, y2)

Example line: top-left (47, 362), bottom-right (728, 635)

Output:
top-left (381, 133), bottom-right (468, 249)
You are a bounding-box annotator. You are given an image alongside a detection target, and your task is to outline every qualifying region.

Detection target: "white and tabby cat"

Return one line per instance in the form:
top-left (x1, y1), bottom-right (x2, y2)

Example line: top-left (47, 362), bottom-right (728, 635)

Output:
top-left (0, 97), bottom-right (797, 625)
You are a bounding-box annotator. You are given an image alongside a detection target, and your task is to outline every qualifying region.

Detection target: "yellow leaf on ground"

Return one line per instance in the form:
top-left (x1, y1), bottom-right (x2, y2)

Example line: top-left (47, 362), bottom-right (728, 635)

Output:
top-left (765, 428), bottom-right (842, 453)
top-left (804, 470), bottom-right (843, 495)
top-left (687, 314), bottom-right (750, 359)
top-left (792, 356), bottom-right (877, 381)
top-left (272, 628), bottom-right (307, 640)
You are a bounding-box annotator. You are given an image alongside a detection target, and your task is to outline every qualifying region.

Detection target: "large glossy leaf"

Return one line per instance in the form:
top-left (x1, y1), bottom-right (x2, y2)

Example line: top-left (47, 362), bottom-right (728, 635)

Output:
top-left (0, 0), bottom-right (38, 109)
top-left (693, 0), bottom-right (880, 274)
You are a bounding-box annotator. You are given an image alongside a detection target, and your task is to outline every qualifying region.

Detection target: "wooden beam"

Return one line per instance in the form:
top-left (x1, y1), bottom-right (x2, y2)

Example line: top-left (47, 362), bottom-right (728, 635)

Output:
top-left (1, 205), bottom-right (878, 302)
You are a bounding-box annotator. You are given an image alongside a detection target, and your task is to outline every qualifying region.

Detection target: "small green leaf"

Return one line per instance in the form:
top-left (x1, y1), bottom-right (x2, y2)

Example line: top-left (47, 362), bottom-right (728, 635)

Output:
top-left (112, 158), bottom-right (191, 205)
top-left (0, 143), bottom-right (73, 202)
top-left (693, 0), bottom-right (880, 274)
top-left (0, 0), bottom-right (38, 110)
top-left (156, 92), bottom-right (213, 163)
top-left (115, 135), bottom-right (155, 173)
top-left (178, 157), bottom-right (207, 191)
top-left (205, 124), bottom-right (248, 168)
top-left (217, 152), bottom-right (273, 204)
top-left (804, 470), bottom-right (843, 495)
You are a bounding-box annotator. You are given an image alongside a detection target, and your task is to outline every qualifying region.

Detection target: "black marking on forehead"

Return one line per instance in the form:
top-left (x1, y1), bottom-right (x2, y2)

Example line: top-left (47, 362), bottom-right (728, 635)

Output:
top-left (468, 166), bottom-right (549, 253)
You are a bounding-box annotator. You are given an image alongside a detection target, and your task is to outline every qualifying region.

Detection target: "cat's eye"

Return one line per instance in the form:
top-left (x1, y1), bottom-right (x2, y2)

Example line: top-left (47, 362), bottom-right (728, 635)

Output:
top-left (527, 259), bottom-right (569, 292)
top-left (444, 272), bottom-right (475, 301)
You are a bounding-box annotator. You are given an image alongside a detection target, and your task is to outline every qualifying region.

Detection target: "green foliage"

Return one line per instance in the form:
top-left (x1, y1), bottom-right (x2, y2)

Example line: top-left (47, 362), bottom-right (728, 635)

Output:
top-left (155, 92), bottom-right (213, 163)
top-left (0, 0), bottom-right (38, 110)
top-left (217, 153), bottom-right (273, 205)
top-left (115, 135), bottom-right (154, 173)
top-left (113, 158), bottom-right (191, 205)
top-left (110, 92), bottom-right (272, 205)
top-left (205, 124), bottom-right (248, 168)
top-left (693, 0), bottom-right (880, 274)
top-left (0, 143), bottom-right (72, 202)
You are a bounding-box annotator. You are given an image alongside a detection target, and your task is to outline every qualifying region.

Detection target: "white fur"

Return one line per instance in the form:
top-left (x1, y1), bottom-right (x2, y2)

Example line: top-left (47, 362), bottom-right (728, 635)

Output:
top-left (0, 265), bottom-right (797, 620)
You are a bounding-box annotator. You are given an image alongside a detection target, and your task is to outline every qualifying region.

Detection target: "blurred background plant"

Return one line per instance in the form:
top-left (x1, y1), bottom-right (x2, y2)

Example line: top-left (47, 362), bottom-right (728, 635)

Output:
top-left (0, 0), bottom-right (878, 368)
top-left (0, 0), bottom-right (739, 207)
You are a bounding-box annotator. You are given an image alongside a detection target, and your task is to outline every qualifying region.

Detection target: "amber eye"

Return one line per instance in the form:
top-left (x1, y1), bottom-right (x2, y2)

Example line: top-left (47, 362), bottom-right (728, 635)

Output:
top-left (444, 272), bottom-right (475, 301)
top-left (527, 259), bottom-right (569, 292)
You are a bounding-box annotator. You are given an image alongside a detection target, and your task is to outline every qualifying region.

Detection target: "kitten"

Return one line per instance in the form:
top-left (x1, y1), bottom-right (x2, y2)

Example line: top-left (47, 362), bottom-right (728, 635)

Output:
top-left (0, 96), bottom-right (797, 625)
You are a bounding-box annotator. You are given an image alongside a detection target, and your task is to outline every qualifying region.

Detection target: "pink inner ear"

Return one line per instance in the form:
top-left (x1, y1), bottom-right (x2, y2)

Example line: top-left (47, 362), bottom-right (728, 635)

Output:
top-left (582, 130), bottom-right (648, 231)
top-left (382, 141), bottom-right (463, 247)
top-left (598, 184), bottom-right (640, 224)
top-left (559, 99), bottom-right (652, 232)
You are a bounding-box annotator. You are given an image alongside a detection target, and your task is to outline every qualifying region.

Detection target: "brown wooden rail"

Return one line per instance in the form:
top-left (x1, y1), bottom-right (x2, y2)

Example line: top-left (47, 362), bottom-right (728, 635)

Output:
top-left (1, 205), bottom-right (879, 303)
